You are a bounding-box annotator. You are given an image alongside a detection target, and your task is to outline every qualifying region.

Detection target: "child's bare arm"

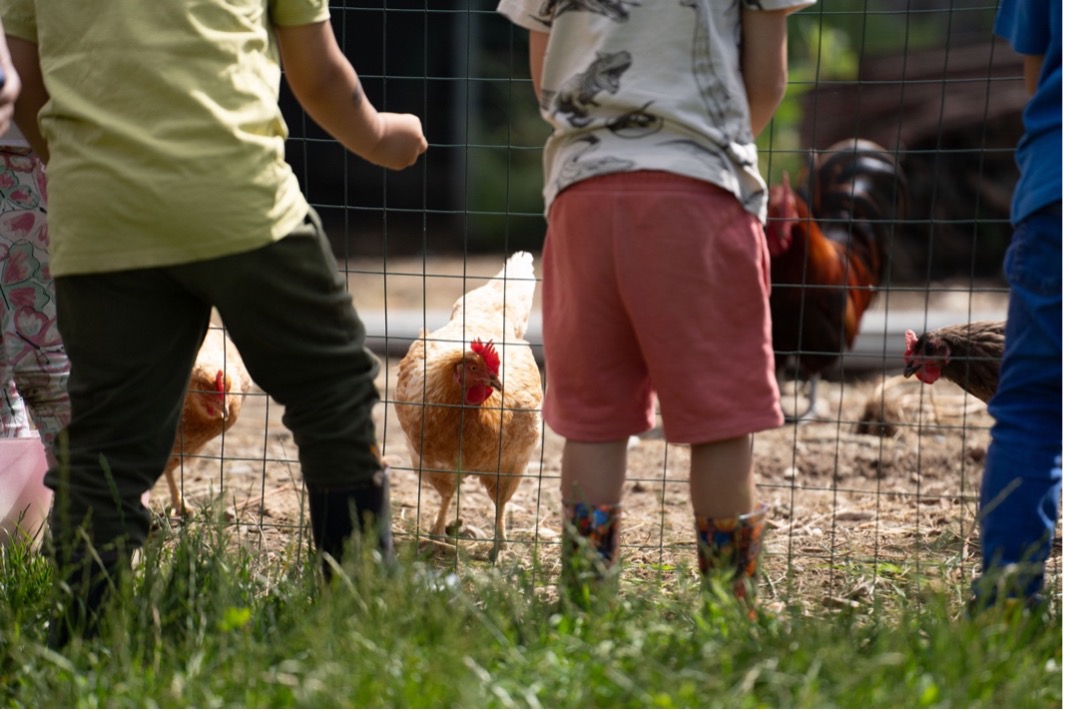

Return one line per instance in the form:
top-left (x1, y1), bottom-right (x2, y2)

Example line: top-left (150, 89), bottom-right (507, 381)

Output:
top-left (740, 7), bottom-right (795, 138)
top-left (275, 21), bottom-right (427, 170)
top-left (1022, 54), bottom-right (1043, 96)
top-left (528, 30), bottom-right (549, 103)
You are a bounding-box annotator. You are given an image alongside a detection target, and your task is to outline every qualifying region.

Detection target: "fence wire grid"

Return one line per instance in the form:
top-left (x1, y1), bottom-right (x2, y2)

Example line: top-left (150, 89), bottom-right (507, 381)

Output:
top-left (159, 0), bottom-right (1061, 611)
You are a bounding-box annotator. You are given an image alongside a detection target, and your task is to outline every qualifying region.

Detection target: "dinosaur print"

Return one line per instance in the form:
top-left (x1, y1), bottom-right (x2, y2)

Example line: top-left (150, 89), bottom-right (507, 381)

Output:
top-left (555, 135), bottom-right (635, 188)
top-left (606, 101), bottom-right (664, 138)
top-left (539, 0), bottom-right (641, 22)
top-left (546, 50), bottom-right (632, 128)
top-left (681, 0), bottom-right (732, 130)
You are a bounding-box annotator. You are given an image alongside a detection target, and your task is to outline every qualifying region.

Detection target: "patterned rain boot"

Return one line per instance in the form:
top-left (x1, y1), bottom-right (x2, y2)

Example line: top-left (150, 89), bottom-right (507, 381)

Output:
top-left (561, 501), bottom-right (621, 605)
top-left (307, 468), bottom-right (395, 580)
top-left (695, 503), bottom-right (768, 618)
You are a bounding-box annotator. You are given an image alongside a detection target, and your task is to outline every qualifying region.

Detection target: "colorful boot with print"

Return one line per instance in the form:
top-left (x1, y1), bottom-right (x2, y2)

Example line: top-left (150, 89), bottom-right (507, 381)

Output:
top-left (561, 501), bottom-right (621, 602)
top-left (695, 503), bottom-right (768, 615)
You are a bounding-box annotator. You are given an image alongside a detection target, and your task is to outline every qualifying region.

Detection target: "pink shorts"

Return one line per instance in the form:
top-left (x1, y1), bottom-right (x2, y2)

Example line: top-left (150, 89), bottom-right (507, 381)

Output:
top-left (542, 171), bottom-right (783, 444)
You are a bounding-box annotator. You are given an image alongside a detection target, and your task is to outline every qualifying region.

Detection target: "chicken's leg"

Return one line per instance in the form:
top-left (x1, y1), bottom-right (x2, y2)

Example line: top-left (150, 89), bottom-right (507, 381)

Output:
top-left (429, 486), bottom-right (455, 539)
top-left (482, 470), bottom-right (521, 562)
top-left (163, 468), bottom-right (191, 517)
top-left (489, 501), bottom-right (508, 563)
top-left (785, 374), bottom-right (821, 423)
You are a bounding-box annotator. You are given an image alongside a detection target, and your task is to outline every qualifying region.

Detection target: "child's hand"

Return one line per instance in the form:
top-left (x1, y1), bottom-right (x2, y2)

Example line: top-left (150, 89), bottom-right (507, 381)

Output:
top-left (368, 113), bottom-right (428, 170)
top-left (0, 61), bottom-right (20, 137)
top-left (275, 22), bottom-right (426, 170)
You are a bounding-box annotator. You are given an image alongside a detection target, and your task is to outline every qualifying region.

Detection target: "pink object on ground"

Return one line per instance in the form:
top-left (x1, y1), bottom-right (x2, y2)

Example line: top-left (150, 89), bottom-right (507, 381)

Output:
top-left (0, 437), bottom-right (52, 547)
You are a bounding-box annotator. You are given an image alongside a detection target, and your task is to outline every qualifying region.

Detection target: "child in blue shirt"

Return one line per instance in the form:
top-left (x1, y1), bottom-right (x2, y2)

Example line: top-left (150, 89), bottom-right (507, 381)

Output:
top-left (977, 0), bottom-right (1062, 607)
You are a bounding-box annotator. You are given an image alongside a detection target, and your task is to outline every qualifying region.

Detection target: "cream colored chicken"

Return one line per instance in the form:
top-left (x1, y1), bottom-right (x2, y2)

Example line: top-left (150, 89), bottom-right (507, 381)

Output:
top-left (395, 252), bottom-right (543, 561)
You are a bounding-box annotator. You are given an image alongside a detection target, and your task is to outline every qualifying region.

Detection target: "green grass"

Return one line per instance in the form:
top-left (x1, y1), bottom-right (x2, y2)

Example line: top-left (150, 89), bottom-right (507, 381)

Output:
top-left (0, 520), bottom-right (1060, 708)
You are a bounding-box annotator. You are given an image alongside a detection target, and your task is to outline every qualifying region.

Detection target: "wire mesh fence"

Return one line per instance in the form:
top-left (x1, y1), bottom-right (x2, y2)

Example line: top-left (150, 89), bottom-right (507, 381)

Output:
top-left (160, 0), bottom-right (1060, 610)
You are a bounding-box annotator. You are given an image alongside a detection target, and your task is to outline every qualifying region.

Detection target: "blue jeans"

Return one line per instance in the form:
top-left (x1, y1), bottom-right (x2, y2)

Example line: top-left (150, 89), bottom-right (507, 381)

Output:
top-left (979, 205), bottom-right (1063, 600)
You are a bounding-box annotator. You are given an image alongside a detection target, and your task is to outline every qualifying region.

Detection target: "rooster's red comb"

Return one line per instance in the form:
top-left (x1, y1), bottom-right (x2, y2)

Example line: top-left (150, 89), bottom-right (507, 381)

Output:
top-left (470, 338), bottom-right (500, 375)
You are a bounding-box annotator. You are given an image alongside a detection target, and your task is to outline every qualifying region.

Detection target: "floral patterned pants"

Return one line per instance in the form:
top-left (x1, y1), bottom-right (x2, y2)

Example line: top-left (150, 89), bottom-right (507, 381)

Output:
top-left (0, 147), bottom-right (70, 452)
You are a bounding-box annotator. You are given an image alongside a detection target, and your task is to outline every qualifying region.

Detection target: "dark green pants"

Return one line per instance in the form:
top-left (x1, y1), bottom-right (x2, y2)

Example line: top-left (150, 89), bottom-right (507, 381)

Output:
top-left (48, 210), bottom-right (382, 552)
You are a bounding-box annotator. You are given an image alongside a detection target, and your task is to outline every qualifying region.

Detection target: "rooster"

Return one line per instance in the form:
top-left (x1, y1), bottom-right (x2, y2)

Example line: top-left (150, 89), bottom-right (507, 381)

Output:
top-left (765, 138), bottom-right (908, 421)
top-left (394, 252), bottom-right (543, 562)
top-left (164, 326), bottom-right (251, 515)
top-left (903, 320), bottom-right (1005, 403)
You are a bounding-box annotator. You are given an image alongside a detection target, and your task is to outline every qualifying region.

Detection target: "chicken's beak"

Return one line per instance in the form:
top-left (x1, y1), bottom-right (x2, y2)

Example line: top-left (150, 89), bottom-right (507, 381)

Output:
top-left (903, 361), bottom-right (919, 378)
top-left (490, 374), bottom-right (503, 392)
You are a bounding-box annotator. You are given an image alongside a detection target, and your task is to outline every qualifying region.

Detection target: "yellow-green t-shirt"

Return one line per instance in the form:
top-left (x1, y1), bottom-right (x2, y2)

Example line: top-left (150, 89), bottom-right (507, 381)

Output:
top-left (0, 0), bottom-right (328, 276)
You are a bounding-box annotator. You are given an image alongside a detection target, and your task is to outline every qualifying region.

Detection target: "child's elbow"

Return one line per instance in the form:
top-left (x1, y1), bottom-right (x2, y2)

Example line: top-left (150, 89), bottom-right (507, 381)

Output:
top-left (746, 76), bottom-right (788, 135)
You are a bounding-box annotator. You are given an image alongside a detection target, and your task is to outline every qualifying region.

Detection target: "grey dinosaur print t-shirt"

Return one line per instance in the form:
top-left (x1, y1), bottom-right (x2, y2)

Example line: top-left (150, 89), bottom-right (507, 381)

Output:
top-left (497, 0), bottom-right (815, 223)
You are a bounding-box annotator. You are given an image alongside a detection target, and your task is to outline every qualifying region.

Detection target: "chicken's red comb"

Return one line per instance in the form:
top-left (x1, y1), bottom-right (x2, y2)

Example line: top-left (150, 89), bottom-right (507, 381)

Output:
top-left (214, 370), bottom-right (227, 397)
top-left (471, 338), bottom-right (500, 375)
top-left (769, 172), bottom-right (799, 215)
top-left (903, 329), bottom-right (919, 359)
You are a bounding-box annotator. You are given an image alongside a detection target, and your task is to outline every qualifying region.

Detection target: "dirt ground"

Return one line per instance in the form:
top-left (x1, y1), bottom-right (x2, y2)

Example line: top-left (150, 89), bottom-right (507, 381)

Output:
top-left (152, 256), bottom-right (1061, 612)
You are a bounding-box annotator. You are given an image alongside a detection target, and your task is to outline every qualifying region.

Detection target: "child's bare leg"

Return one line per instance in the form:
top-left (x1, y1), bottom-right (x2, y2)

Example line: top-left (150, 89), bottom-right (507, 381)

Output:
top-left (561, 439), bottom-right (628, 505)
top-left (560, 439), bottom-right (628, 588)
top-left (689, 435), bottom-right (756, 518)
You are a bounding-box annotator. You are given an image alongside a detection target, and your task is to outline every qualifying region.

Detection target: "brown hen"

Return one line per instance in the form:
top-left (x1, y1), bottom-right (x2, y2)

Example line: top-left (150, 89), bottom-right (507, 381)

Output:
top-left (903, 320), bottom-right (1005, 403)
top-left (165, 326), bottom-right (251, 514)
top-left (395, 252), bottom-right (543, 561)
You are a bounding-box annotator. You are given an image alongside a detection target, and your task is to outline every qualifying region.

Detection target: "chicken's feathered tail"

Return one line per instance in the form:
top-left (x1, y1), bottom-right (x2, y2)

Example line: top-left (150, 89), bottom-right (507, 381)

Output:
top-left (449, 251), bottom-right (537, 339)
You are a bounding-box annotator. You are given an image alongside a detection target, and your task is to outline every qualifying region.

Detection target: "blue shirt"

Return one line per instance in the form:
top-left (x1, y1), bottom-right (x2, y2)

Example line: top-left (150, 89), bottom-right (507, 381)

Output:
top-left (995, 0), bottom-right (1063, 224)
